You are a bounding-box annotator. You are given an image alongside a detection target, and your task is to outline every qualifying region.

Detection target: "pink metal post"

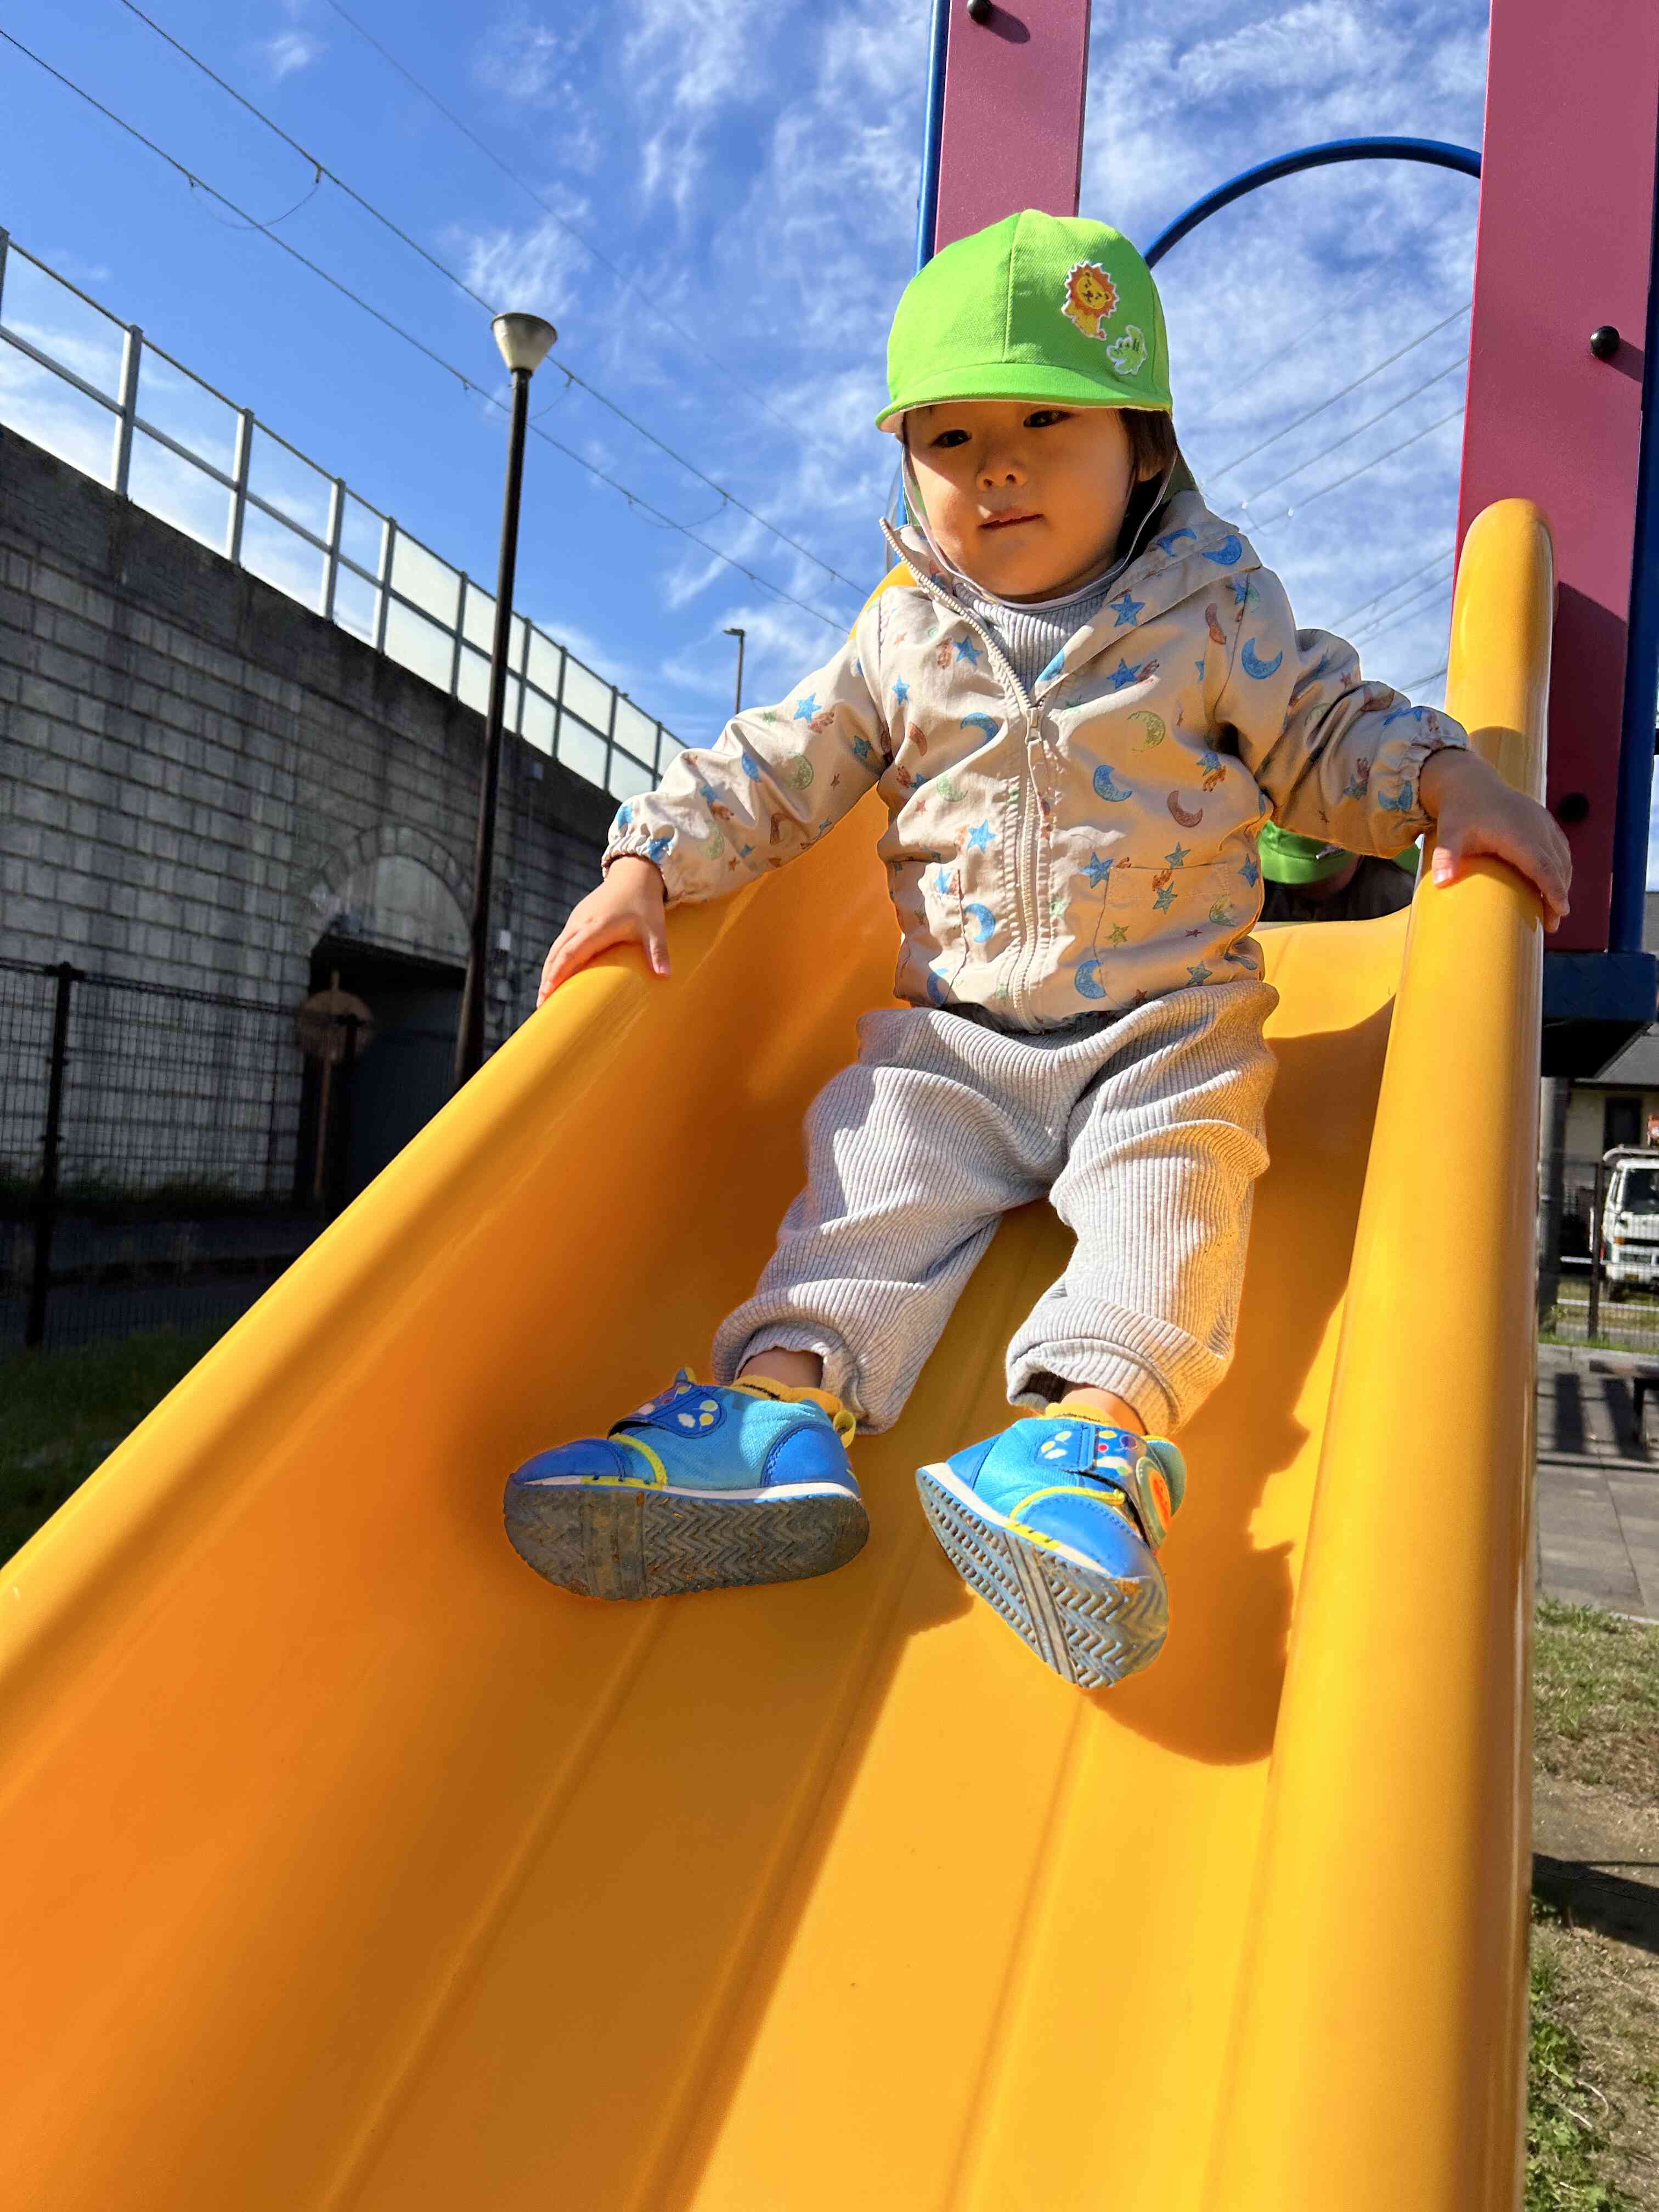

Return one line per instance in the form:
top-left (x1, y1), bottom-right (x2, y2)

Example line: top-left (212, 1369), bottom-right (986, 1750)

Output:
top-left (932, 0), bottom-right (1093, 253)
top-left (1456, 0), bottom-right (1659, 953)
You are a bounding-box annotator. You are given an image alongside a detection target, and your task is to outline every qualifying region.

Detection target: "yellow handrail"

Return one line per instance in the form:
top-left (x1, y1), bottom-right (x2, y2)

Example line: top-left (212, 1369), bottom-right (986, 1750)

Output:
top-left (1203, 498), bottom-right (1552, 2207)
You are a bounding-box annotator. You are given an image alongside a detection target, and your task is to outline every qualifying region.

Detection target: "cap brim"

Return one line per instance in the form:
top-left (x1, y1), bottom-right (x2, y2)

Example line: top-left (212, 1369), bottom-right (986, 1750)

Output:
top-left (876, 361), bottom-right (1172, 432)
top-left (1260, 845), bottom-right (1350, 885)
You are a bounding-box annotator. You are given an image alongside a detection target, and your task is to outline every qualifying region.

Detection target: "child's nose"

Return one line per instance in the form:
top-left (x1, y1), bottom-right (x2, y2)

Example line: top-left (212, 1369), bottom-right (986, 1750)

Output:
top-left (978, 449), bottom-right (1026, 488)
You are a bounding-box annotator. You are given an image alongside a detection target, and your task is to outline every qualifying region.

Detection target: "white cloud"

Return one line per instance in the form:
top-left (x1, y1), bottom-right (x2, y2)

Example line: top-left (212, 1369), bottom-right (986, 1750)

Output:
top-left (263, 31), bottom-right (325, 78)
top-left (448, 0), bottom-right (1488, 749)
top-left (1176, 2), bottom-right (1402, 101)
top-left (448, 215), bottom-right (590, 322)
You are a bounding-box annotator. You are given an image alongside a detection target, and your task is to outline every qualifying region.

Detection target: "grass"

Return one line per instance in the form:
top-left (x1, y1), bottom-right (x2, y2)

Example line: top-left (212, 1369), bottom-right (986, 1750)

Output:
top-left (1531, 1604), bottom-right (1659, 2209)
top-left (1534, 1600), bottom-right (1659, 1804)
top-left (1539, 1330), bottom-right (1650, 1353)
top-left (0, 1328), bottom-right (219, 1562)
top-left (1530, 1902), bottom-right (1659, 2210)
top-left (0, 1173), bottom-right (288, 1222)
top-left (1529, 1903), bottom-right (1634, 2212)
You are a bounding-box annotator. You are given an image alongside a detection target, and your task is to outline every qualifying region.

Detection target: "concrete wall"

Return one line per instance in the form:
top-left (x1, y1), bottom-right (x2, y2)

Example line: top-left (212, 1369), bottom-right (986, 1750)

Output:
top-left (0, 425), bottom-right (616, 1192)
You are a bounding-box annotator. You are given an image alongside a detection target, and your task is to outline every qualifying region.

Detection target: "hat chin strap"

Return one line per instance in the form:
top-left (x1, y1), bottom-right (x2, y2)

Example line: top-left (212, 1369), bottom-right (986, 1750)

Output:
top-left (895, 447), bottom-right (1184, 590)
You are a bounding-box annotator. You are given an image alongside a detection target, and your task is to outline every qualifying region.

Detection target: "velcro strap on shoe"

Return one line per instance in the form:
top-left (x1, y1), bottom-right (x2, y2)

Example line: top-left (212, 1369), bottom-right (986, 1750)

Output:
top-left (613, 1375), bottom-right (727, 1441)
top-left (1032, 1418), bottom-right (1175, 1550)
top-left (1107, 1446), bottom-right (1176, 1550)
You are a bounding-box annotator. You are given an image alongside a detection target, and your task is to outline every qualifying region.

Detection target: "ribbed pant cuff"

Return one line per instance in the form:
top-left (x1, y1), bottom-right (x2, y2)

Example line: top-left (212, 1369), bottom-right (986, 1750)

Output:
top-left (712, 1322), bottom-right (868, 1426)
top-left (1007, 1342), bottom-right (1180, 1436)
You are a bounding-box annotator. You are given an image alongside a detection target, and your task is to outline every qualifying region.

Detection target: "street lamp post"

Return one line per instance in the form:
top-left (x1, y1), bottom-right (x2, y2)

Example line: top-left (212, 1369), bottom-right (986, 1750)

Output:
top-left (456, 310), bottom-right (557, 1088)
top-left (723, 624), bottom-right (746, 715)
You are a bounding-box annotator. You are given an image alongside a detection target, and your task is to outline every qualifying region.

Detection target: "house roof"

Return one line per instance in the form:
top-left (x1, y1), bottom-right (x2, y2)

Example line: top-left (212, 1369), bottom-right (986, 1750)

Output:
top-left (1585, 1025), bottom-right (1659, 1089)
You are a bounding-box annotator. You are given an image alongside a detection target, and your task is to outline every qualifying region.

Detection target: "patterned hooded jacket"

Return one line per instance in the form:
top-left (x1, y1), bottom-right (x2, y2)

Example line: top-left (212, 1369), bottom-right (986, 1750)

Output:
top-left (604, 486), bottom-right (1466, 1031)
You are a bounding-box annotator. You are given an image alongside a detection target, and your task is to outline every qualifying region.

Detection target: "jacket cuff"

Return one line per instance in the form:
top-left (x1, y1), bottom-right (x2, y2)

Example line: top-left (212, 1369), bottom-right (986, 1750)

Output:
top-left (603, 834), bottom-right (676, 899)
top-left (1384, 731), bottom-right (1468, 848)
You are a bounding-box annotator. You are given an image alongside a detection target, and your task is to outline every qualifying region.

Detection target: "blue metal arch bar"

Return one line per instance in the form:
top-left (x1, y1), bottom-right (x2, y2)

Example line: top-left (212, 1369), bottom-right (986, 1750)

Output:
top-left (1143, 137), bottom-right (1481, 269)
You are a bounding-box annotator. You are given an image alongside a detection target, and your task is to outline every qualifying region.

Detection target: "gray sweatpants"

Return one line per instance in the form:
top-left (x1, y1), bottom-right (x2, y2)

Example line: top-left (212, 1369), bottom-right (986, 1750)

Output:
top-left (712, 980), bottom-right (1277, 1437)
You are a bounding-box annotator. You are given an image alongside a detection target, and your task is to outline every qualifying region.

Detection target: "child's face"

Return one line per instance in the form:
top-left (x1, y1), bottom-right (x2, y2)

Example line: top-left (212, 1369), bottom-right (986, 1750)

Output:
top-left (906, 400), bottom-right (1146, 602)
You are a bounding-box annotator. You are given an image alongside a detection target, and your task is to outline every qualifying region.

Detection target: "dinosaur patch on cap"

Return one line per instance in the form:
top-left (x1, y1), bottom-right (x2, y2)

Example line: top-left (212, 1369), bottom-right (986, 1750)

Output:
top-left (1106, 324), bottom-right (1148, 377)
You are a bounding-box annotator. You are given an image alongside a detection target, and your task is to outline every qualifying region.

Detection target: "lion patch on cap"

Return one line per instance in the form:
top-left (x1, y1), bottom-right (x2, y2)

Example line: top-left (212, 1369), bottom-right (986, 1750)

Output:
top-left (1060, 261), bottom-right (1119, 340)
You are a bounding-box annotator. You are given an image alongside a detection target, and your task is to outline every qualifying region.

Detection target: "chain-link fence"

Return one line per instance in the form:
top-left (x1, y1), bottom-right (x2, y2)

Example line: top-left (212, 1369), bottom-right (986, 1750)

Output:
top-left (1, 958), bottom-right (378, 1352)
top-left (1538, 1143), bottom-right (1659, 1353)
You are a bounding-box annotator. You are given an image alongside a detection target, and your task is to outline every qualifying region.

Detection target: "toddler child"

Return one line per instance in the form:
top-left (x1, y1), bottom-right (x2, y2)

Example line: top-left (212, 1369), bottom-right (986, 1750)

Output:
top-left (505, 211), bottom-right (1570, 1689)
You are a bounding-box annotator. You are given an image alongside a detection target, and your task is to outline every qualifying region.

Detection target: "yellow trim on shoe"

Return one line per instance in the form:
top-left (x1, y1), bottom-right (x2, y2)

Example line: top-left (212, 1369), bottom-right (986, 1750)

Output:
top-left (731, 1378), bottom-right (857, 1442)
top-left (594, 1434), bottom-right (670, 1488)
top-left (1044, 1397), bottom-right (1147, 1437)
top-left (1008, 1483), bottom-right (1138, 1545)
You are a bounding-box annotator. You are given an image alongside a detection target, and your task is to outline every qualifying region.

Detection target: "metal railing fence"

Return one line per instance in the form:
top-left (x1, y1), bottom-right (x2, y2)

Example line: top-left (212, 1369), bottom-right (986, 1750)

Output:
top-left (1537, 1145), bottom-right (1659, 1353)
top-left (0, 226), bottom-right (677, 805)
top-left (1, 957), bottom-right (371, 1353)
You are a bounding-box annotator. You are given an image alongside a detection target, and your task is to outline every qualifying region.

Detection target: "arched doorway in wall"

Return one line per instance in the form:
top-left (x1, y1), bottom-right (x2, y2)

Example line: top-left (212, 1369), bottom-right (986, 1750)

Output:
top-left (299, 837), bottom-right (470, 1207)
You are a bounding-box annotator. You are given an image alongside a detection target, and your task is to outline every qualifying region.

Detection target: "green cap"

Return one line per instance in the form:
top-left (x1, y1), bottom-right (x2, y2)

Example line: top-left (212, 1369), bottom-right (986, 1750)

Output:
top-left (878, 210), bottom-right (1172, 433)
top-left (1258, 822), bottom-right (1423, 885)
top-left (1257, 822), bottom-right (1350, 886)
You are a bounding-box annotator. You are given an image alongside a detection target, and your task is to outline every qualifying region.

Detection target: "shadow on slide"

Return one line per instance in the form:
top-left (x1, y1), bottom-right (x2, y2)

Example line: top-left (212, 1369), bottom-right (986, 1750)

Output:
top-left (0, 503), bottom-right (1550, 2211)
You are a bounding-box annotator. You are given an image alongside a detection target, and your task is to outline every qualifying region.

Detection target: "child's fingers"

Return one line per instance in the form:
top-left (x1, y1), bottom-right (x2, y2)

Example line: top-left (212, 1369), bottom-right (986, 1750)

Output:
top-left (537, 909), bottom-right (669, 1003)
top-left (1434, 823), bottom-right (1572, 928)
top-left (1429, 833), bottom-right (1463, 888)
top-left (538, 920), bottom-right (616, 1002)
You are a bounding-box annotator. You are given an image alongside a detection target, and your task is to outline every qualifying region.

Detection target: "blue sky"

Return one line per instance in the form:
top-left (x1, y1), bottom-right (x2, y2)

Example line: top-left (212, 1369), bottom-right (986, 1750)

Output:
top-left (2, 0), bottom-right (1497, 764)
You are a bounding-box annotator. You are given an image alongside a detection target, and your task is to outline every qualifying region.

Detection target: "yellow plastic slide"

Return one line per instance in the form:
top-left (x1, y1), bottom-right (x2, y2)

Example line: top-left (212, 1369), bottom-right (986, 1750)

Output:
top-left (0, 501), bottom-right (1548, 2211)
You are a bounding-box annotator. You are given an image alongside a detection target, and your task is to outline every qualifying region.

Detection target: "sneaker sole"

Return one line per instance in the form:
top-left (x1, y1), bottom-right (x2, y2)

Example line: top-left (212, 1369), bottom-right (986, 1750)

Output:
top-left (504, 1480), bottom-right (870, 1601)
top-left (915, 1463), bottom-right (1167, 1689)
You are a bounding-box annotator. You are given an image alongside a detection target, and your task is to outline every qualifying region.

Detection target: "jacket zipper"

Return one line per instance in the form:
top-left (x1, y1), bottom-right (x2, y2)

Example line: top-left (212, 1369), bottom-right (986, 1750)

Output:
top-left (891, 556), bottom-right (1044, 1019)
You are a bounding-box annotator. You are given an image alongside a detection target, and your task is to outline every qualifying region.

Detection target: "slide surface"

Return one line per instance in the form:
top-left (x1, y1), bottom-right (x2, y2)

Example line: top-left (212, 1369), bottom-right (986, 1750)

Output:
top-left (0, 505), bottom-right (1549, 2211)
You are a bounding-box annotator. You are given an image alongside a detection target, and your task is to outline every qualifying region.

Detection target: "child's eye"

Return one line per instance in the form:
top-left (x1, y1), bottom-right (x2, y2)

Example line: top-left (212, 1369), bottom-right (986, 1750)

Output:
top-left (930, 428), bottom-right (971, 448)
top-left (1024, 409), bottom-right (1069, 428)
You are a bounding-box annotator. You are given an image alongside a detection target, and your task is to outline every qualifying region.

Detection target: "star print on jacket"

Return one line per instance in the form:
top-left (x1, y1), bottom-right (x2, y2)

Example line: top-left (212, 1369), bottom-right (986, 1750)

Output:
top-left (601, 485), bottom-right (1466, 1027)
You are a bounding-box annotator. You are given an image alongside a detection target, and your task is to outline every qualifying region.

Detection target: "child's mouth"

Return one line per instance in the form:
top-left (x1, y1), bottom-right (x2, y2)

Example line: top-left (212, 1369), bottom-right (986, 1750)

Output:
top-left (980, 511), bottom-right (1039, 532)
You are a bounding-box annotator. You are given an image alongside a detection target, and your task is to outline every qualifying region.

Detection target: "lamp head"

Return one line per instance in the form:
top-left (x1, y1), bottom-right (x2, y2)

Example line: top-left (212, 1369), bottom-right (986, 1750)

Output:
top-left (492, 312), bottom-right (557, 375)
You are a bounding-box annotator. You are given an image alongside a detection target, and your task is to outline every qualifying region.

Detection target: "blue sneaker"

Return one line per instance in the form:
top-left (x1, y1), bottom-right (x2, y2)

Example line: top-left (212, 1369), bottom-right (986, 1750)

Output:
top-left (505, 1372), bottom-right (867, 1601)
top-left (916, 1407), bottom-right (1186, 1689)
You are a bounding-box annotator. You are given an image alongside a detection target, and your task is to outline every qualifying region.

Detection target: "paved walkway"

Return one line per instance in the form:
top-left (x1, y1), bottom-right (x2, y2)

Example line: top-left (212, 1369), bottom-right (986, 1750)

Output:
top-left (1536, 1343), bottom-right (1659, 1618)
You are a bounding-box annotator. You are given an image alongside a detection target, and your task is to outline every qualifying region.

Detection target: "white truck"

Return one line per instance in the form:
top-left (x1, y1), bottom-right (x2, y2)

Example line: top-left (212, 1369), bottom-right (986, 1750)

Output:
top-left (1600, 1147), bottom-right (1659, 1296)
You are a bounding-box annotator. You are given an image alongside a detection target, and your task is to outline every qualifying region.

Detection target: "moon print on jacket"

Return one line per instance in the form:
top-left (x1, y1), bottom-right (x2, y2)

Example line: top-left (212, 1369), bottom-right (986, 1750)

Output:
top-left (1093, 764), bottom-right (1134, 803)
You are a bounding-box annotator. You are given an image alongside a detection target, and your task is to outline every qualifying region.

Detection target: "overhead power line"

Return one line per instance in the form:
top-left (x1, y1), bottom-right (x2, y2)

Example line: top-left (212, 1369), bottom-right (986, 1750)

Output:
top-left (115, 0), bottom-right (867, 606)
top-left (1178, 265), bottom-right (1395, 444)
top-left (1248, 401), bottom-right (1466, 535)
top-left (322, 0), bottom-right (803, 443)
top-left (1327, 549), bottom-right (1455, 635)
top-left (0, 24), bottom-right (849, 632)
top-left (1239, 358), bottom-right (1464, 509)
top-left (1204, 304), bottom-right (1469, 483)
top-left (1401, 660), bottom-right (1449, 694)
top-left (1348, 571), bottom-right (1456, 651)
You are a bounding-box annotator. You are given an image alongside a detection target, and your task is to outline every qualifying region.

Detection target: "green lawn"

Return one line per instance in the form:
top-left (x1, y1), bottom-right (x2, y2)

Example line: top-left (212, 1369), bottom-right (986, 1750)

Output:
top-left (0, 1328), bottom-right (218, 1562)
top-left (1531, 1602), bottom-right (1659, 2210)
top-left (1535, 1600), bottom-right (1659, 1803)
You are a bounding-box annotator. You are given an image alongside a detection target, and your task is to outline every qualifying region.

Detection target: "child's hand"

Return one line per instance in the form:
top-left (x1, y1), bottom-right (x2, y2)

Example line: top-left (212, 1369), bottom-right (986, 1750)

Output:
top-left (1419, 748), bottom-right (1572, 932)
top-left (537, 857), bottom-right (669, 1006)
